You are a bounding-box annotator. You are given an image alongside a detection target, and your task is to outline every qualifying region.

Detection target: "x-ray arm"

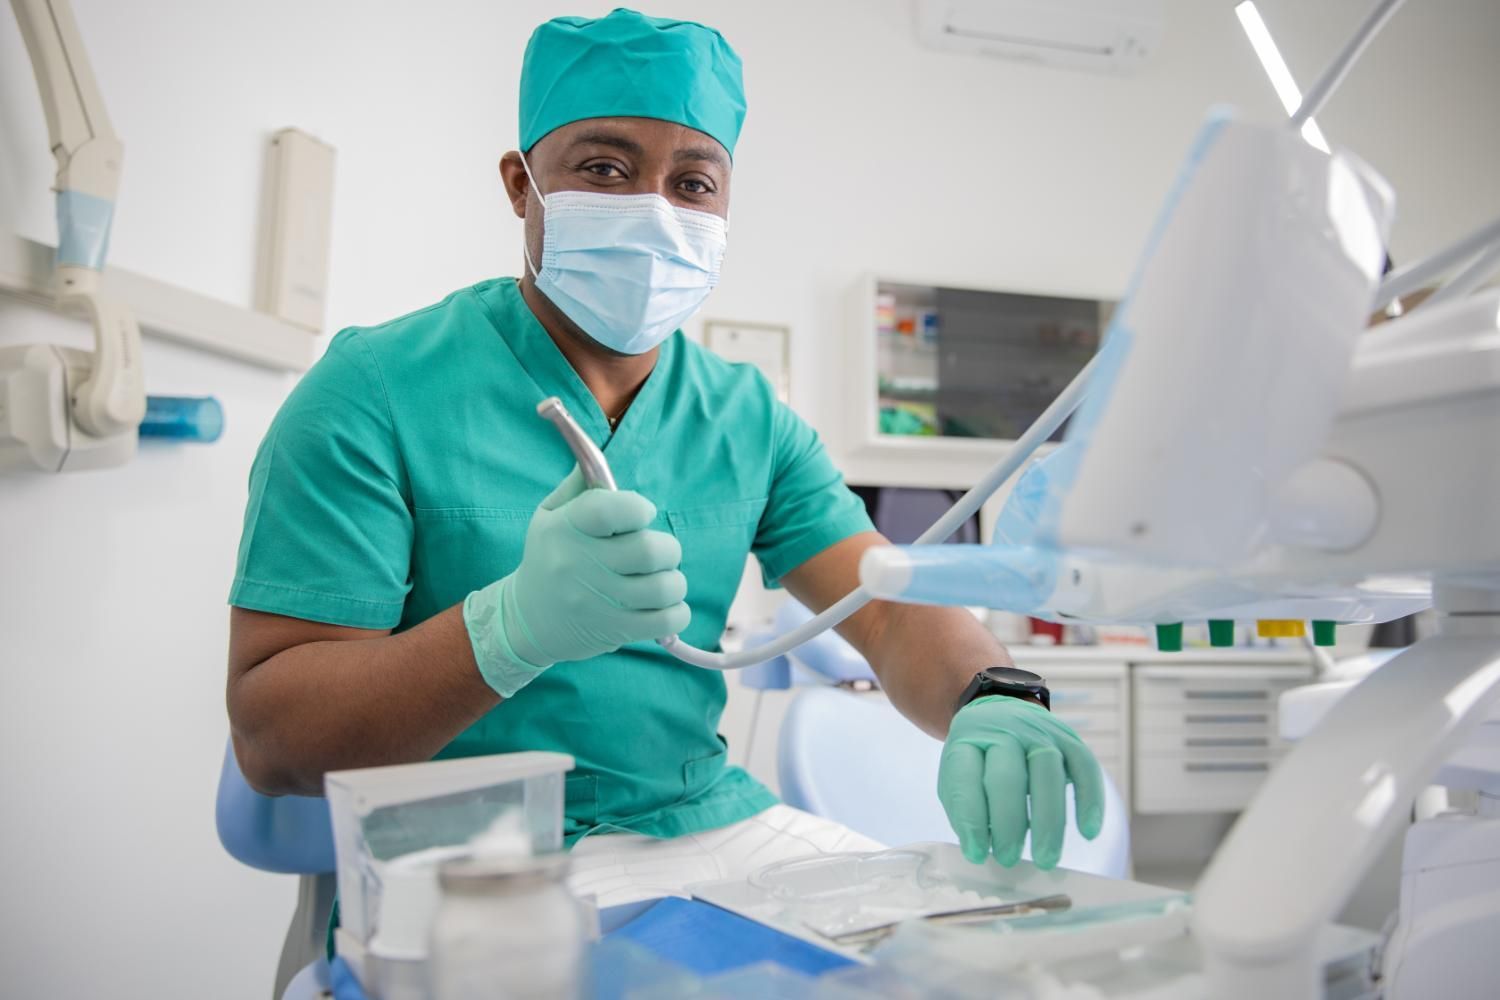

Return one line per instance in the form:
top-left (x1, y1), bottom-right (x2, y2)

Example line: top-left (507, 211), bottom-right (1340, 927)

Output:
top-left (10, 0), bottom-right (144, 437)
top-left (12, 0), bottom-right (119, 196)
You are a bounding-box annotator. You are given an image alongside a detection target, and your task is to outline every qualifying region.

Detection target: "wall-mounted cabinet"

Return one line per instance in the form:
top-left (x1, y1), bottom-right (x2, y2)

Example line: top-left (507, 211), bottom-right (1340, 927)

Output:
top-left (845, 273), bottom-right (1114, 489)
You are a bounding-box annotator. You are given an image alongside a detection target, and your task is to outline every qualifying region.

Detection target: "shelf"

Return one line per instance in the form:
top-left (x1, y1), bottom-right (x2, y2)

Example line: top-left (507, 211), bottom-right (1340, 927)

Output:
top-left (879, 388), bottom-right (939, 403)
top-left (0, 233), bottom-right (316, 373)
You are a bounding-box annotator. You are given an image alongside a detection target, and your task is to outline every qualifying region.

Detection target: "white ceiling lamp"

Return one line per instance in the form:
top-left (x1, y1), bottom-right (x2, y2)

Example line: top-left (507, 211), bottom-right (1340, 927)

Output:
top-left (1233, 1), bottom-right (1330, 152)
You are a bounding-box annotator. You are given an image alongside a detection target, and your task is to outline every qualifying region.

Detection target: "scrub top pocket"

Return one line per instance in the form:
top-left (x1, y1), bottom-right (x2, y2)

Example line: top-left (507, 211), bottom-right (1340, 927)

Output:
top-left (409, 507), bottom-right (534, 623)
top-left (665, 497), bottom-right (768, 650)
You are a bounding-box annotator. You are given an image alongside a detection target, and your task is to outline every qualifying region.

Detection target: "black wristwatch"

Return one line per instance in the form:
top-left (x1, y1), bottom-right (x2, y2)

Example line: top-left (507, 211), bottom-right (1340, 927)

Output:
top-left (955, 666), bottom-right (1051, 713)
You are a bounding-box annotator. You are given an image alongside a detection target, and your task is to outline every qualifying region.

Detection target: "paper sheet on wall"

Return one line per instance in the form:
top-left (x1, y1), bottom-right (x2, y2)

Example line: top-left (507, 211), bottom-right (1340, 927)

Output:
top-left (704, 322), bottom-right (790, 402)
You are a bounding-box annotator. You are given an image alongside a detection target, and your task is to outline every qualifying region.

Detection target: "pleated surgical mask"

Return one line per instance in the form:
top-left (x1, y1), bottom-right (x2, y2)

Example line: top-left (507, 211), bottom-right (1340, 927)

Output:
top-left (520, 152), bottom-right (727, 355)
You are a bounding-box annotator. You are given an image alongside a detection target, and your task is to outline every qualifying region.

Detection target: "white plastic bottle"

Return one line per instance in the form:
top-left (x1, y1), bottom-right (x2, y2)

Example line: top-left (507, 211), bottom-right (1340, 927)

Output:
top-left (427, 853), bottom-right (586, 1000)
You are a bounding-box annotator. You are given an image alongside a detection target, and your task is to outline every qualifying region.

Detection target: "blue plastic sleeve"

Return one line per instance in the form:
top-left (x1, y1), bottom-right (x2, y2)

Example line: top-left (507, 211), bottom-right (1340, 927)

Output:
top-left (56, 190), bottom-right (115, 269)
top-left (139, 396), bottom-right (225, 442)
top-left (884, 543), bottom-right (1059, 612)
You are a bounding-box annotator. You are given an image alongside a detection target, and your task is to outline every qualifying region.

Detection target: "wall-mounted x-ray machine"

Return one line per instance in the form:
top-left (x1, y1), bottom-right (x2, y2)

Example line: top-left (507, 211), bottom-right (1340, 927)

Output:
top-left (0, 0), bottom-right (335, 474)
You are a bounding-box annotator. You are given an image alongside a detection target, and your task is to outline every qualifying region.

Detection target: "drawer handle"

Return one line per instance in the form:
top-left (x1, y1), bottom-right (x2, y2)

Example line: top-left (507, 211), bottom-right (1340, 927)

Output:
top-left (1184, 737), bottom-right (1269, 748)
top-left (1183, 691), bottom-right (1268, 701)
top-left (1184, 762), bottom-right (1271, 773)
top-left (1184, 714), bottom-right (1269, 724)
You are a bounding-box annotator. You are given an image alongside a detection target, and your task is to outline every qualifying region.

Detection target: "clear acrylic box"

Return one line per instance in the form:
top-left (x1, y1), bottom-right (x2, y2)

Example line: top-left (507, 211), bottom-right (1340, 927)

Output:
top-left (325, 750), bottom-right (574, 946)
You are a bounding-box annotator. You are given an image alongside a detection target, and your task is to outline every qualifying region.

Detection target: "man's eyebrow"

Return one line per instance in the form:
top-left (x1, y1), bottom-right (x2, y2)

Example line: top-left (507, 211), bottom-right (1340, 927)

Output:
top-left (674, 145), bottom-right (729, 169)
top-left (567, 130), bottom-right (646, 156)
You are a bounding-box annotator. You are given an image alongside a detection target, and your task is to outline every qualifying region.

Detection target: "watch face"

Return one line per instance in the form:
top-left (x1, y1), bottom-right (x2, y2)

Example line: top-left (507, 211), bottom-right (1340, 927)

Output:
top-left (984, 666), bottom-right (1046, 686)
top-left (956, 667), bottom-right (1053, 716)
top-left (967, 666), bottom-right (1050, 711)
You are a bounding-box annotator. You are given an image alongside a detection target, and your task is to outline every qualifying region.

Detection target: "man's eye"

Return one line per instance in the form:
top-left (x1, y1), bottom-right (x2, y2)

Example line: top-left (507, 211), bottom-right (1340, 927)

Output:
top-left (586, 163), bottom-right (624, 178)
top-left (680, 179), bottom-right (710, 194)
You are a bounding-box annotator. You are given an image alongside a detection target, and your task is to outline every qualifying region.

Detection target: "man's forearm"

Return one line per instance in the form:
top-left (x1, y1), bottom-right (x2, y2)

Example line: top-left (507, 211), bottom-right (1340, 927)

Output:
top-left (228, 604), bottom-right (499, 795)
top-left (849, 600), bottom-right (1015, 740)
top-left (782, 532), bottom-right (1015, 740)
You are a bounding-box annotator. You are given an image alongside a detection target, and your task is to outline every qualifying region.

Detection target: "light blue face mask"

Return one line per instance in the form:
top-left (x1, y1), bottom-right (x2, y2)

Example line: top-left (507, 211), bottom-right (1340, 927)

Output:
top-left (520, 153), bottom-right (728, 355)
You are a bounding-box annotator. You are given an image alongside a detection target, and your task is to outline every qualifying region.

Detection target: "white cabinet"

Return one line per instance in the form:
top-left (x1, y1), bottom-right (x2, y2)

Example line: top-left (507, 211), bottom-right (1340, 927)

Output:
top-left (728, 645), bottom-right (1315, 820)
top-left (1015, 659), bottom-right (1132, 809)
top-left (1011, 649), bottom-right (1314, 817)
top-left (1131, 664), bottom-right (1312, 814)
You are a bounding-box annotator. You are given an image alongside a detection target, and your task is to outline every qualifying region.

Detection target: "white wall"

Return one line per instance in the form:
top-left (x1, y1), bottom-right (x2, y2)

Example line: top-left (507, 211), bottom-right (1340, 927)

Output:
top-left (1, 2), bottom-right (1496, 997)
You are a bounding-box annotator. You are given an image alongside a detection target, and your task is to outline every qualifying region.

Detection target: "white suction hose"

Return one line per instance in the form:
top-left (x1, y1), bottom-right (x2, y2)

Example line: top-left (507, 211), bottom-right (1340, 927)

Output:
top-left (540, 351), bottom-right (1101, 670)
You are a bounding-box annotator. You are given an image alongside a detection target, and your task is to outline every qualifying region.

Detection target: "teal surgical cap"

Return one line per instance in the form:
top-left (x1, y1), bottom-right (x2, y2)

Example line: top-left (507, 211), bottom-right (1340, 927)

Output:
top-left (519, 8), bottom-right (746, 157)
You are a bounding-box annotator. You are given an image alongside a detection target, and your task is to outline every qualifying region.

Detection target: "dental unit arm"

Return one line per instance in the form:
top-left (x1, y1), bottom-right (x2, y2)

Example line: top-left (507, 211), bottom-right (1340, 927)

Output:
top-left (2, 0), bottom-right (145, 472)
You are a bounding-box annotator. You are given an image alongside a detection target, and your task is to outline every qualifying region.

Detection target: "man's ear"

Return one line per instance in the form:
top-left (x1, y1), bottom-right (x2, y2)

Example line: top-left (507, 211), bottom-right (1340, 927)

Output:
top-left (499, 151), bottom-right (531, 220)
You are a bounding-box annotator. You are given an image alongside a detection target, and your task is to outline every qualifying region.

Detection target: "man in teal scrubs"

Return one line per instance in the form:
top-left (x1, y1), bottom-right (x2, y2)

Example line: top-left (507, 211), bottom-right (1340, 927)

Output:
top-left (227, 9), bottom-right (1103, 895)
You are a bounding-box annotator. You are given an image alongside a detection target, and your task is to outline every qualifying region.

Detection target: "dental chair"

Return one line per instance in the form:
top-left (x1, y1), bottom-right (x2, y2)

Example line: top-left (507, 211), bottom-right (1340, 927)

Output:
top-left (743, 600), bottom-right (1132, 878)
top-left (215, 741), bottom-right (336, 1000)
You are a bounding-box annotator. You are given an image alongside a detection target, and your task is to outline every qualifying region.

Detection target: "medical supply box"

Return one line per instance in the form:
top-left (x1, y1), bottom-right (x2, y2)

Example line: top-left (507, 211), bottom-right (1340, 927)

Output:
top-left (325, 751), bottom-right (575, 945)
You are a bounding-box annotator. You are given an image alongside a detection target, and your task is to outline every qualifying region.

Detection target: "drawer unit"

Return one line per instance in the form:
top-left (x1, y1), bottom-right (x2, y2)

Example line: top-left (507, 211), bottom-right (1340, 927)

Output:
top-left (1054, 705), bottom-right (1122, 735)
top-left (1135, 668), bottom-right (1308, 710)
top-left (1134, 756), bottom-right (1278, 813)
top-left (1047, 681), bottom-right (1123, 711)
top-left (1139, 706), bottom-right (1275, 730)
top-left (1133, 664), bottom-right (1310, 814)
top-left (1095, 756), bottom-right (1129, 811)
top-left (1138, 730), bottom-right (1286, 755)
top-left (1037, 662), bottom-right (1131, 807)
top-left (1055, 731), bottom-right (1121, 760)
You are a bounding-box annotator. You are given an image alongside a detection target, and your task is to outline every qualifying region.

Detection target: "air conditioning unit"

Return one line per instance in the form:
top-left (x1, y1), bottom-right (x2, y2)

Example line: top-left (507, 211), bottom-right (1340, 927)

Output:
top-left (915, 0), bottom-right (1164, 75)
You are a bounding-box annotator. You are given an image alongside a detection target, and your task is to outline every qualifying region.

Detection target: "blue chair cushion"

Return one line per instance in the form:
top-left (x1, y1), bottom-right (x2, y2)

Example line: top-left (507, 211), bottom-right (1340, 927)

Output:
top-left (215, 741), bottom-right (336, 875)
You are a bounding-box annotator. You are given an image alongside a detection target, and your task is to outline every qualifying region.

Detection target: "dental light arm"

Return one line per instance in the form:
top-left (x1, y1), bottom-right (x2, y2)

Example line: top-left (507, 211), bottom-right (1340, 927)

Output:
top-left (1287, 0), bottom-right (1403, 129)
top-left (1376, 216), bottom-right (1500, 310)
top-left (1424, 240), bottom-right (1500, 306)
top-left (10, 0), bottom-right (145, 438)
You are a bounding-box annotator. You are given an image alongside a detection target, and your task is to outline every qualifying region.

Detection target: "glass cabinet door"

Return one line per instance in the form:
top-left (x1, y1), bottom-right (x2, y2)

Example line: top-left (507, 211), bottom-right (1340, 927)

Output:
top-left (875, 280), bottom-right (1111, 442)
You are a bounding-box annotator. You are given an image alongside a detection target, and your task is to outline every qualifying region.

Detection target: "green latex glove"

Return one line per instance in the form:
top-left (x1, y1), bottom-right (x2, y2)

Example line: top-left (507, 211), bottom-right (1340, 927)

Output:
top-left (464, 468), bottom-right (690, 697)
top-left (938, 696), bottom-right (1105, 871)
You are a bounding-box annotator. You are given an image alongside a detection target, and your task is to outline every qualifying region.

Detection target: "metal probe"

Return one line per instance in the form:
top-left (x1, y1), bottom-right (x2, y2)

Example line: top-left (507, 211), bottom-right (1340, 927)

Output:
top-left (536, 396), bottom-right (618, 491)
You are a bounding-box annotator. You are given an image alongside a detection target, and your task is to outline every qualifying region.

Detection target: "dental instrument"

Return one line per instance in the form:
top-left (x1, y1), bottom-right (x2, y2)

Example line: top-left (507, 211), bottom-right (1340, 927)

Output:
top-left (536, 397), bottom-right (618, 491)
top-left (822, 893), bottom-right (1073, 948)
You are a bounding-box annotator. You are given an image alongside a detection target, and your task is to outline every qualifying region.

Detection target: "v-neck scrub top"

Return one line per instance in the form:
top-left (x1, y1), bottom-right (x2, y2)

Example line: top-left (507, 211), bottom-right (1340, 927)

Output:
top-left (230, 277), bottom-right (875, 841)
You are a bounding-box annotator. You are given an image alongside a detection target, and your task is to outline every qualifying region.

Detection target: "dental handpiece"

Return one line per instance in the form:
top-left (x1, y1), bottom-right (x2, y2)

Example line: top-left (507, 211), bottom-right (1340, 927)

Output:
top-left (536, 397), bottom-right (618, 491)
